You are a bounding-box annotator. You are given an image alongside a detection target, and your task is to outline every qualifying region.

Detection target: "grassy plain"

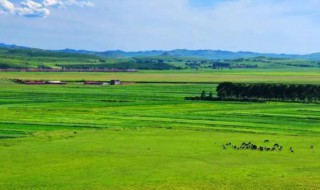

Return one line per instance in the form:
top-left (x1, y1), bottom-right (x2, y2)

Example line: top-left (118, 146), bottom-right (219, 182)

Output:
top-left (1, 69), bottom-right (320, 83)
top-left (0, 71), bottom-right (320, 189)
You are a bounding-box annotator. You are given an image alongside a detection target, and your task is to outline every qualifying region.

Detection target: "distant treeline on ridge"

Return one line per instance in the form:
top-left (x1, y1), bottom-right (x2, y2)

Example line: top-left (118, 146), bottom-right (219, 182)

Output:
top-left (217, 82), bottom-right (320, 102)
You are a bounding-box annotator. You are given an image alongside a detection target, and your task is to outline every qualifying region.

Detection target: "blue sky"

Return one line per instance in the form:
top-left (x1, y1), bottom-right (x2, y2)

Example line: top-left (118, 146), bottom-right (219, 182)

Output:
top-left (1, 0), bottom-right (320, 54)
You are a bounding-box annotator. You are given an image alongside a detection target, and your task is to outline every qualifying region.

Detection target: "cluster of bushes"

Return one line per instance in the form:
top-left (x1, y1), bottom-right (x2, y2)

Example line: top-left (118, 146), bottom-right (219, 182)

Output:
top-left (217, 82), bottom-right (320, 102)
top-left (61, 62), bottom-right (178, 70)
top-left (185, 90), bottom-right (266, 102)
top-left (185, 83), bottom-right (320, 103)
top-left (185, 91), bottom-right (214, 101)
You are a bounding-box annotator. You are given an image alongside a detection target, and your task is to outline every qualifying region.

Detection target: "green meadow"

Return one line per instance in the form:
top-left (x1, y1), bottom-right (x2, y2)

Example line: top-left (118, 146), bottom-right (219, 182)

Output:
top-left (1, 69), bottom-right (320, 83)
top-left (0, 72), bottom-right (319, 190)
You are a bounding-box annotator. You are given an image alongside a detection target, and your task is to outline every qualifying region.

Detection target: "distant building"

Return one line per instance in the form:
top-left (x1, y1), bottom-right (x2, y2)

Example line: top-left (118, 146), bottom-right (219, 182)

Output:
top-left (84, 81), bottom-right (104, 85)
top-left (110, 80), bottom-right (121, 85)
top-left (46, 81), bottom-right (66, 85)
top-left (23, 81), bottom-right (46, 85)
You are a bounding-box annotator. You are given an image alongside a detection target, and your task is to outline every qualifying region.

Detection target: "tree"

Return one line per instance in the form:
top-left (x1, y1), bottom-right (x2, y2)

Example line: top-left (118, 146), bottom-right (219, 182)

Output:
top-left (208, 92), bottom-right (213, 100)
top-left (200, 90), bottom-right (206, 100)
top-left (216, 82), bottom-right (320, 102)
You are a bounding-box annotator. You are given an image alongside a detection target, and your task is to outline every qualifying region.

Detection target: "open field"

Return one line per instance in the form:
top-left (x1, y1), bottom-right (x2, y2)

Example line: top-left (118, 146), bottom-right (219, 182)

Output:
top-left (0, 76), bottom-right (319, 189)
top-left (1, 69), bottom-right (320, 83)
top-left (1, 128), bottom-right (319, 190)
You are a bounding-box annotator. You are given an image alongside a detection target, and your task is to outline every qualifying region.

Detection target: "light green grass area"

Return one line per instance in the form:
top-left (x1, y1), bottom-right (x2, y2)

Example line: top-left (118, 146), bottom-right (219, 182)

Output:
top-left (0, 77), bottom-right (320, 190)
top-left (1, 128), bottom-right (319, 190)
top-left (1, 69), bottom-right (320, 83)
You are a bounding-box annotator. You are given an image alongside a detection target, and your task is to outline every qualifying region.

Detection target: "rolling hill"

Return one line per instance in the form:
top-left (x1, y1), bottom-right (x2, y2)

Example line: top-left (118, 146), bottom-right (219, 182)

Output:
top-left (0, 43), bottom-right (320, 70)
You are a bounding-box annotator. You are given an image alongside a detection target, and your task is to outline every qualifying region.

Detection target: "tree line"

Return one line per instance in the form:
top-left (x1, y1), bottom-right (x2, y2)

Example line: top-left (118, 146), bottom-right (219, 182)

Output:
top-left (217, 82), bottom-right (320, 102)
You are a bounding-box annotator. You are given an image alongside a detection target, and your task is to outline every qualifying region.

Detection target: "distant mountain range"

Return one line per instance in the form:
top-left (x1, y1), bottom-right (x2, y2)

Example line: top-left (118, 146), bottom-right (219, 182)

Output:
top-left (1, 42), bottom-right (320, 60)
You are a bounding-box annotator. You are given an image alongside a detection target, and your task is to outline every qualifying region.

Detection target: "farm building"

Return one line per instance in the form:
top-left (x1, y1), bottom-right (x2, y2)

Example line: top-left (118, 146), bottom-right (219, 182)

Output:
top-left (110, 80), bottom-right (121, 85)
top-left (46, 81), bottom-right (66, 85)
top-left (23, 81), bottom-right (46, 85)
top-left (84, 81), bottom-right (104, 85)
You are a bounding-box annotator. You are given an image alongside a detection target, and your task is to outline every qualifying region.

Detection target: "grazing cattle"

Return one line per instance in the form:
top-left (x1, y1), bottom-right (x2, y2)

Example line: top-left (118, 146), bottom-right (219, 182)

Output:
top-left (271, 147), bottom-right (276, 151)
top-left (291, 149), bottom-right (295, 153)
top-left (274, 144), bottom-right (279, 147)
top-left (310, 145), bottom-right (314, 149)
top-left (225, 142), bottom-right (232, 146)
top-left (259, 146), bottom-right (264, 151)
top-left (279, 146), bottom-right (283, 151)
top-left (264, 140), bottom-right (270, 143)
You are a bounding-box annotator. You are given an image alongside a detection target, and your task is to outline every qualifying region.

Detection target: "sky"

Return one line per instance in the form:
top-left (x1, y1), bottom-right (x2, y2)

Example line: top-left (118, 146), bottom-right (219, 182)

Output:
top-left (1, 0), bottom-right (320, 54)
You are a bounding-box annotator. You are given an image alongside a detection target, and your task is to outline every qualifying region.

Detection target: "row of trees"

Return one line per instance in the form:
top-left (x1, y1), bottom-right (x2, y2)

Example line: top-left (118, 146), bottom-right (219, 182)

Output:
top-left (217, 82), bottom-right (320, 102)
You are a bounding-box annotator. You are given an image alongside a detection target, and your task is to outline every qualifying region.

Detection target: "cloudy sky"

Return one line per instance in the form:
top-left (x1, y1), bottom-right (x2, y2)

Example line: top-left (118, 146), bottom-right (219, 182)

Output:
top-left (1, 0), bottom-right (320, 54)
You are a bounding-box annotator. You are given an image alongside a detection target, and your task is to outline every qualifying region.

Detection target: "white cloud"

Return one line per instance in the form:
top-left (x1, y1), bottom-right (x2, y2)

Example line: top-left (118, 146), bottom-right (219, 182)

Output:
top-left (43, 0), bottom-right (63, 7)
top-left (0, 0), bottom-right (94, 17)
top-left (0, 0), bottom-right (15, 14)
top-left (16, 0), bottom-right (50, 17)
top-left (63, 0), bottom-right (94, 7)
top-left (43, 0), bottom-right (94, 8)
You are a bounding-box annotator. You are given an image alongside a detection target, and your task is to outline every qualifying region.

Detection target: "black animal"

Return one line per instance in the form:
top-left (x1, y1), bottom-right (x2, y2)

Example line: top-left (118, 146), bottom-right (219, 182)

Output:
top-left (310, 145), bottom-right (314, 149)
top-left (264, 147), bottom-right (270, 151)
top-left (264, 140), bottom-right (270, 143)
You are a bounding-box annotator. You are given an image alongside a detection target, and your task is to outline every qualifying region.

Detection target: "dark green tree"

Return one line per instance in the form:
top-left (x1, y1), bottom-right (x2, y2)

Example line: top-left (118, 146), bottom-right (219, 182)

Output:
top-left (201, 90), bottom-right (206, 100)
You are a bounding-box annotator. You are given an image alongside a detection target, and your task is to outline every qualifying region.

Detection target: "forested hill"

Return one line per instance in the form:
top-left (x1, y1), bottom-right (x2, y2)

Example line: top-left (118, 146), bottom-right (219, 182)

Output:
top-left (2, 42), bottom-right (320, 60)
top-left (77, 49), bottom-right (320, 60)
top-left (1, 43), bottom-right (320, 70)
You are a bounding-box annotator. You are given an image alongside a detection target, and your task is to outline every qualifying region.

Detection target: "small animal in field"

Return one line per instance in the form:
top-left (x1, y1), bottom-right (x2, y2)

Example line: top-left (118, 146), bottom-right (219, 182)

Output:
top-left (290, 149), bottom-right (295, 153)
top-left (310, 145), bottom-right (314, 149)
top-left (264, 140), bottom-right (270, 143)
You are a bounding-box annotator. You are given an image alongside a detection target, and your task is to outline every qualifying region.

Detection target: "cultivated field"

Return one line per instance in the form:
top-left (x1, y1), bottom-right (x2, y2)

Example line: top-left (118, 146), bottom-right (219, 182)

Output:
top-left (1, 69), bottom-right (320, 83)
top-left (0, 72), bottom-right (319, 190)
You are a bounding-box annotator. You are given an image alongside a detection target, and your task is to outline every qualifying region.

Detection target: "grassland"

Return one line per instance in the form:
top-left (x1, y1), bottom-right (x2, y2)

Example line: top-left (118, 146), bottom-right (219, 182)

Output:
top-left (1, 69), bottom-right (320, 83)
top-left (0, 75), bottom-right (319, 189)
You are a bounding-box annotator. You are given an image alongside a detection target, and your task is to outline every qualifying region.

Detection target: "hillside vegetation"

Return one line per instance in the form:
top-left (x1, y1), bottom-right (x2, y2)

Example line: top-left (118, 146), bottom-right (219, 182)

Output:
top-left (1, 45), bottom-right (320, 70)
